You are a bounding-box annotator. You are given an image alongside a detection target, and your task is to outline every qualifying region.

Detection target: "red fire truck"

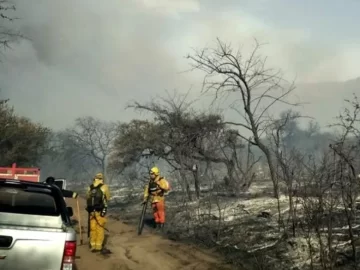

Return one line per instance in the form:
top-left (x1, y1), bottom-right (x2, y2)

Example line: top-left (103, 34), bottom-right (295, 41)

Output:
top-left (0, 163), bottom-right (41, 182)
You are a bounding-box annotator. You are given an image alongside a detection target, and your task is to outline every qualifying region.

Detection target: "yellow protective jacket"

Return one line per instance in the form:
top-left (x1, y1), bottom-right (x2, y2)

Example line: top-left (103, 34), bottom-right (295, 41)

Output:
top-left (143, 176), bottom-right (170, 203)
top-left (86, 178), bottom-right (111, 209)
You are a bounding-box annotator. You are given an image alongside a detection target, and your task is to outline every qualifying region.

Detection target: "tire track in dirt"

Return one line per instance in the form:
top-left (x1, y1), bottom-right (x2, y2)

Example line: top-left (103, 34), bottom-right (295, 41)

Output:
top-left (67, 198), bottom-right (233, 270)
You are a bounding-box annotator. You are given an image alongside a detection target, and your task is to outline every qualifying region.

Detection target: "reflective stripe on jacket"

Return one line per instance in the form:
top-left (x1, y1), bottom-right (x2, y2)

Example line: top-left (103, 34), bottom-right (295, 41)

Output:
top-left (143, 176), bottom-right (170, 203)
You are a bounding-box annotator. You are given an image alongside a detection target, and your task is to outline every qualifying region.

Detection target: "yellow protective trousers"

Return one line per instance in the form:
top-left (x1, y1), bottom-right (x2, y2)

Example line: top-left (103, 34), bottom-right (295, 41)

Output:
top-left (89, 211), bottom-right (107, 250)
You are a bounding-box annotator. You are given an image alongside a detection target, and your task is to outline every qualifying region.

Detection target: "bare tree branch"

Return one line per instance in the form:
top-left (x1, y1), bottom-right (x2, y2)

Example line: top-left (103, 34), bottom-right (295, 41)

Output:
top-left (187, 38), bottom-right (301, 198)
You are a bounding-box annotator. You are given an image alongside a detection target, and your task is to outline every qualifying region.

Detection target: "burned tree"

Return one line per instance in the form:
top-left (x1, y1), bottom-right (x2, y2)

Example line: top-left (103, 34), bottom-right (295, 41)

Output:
top-left (187, 38), bottom-right (298, 198)
top-left (222, 129), bottom-right (259, 192)
top-left (268, 110), bottom-right (305, 234)
top-left (60, 116), bottom-right (119, 183)
top-left (328, 95), bottom-right (360, 265)
top-left (126, 92), bottom-right (223, 200)
top-left (109, 120), bottom-right (159, 172)
top-left (293, 95), bottom-right (360, 269)
top-left (109, 91), bottom-right (259, 200)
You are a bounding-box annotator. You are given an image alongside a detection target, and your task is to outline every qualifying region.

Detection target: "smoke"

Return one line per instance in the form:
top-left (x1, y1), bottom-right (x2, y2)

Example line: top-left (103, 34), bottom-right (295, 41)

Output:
top-left (0, 0), bottom-right (358, 129)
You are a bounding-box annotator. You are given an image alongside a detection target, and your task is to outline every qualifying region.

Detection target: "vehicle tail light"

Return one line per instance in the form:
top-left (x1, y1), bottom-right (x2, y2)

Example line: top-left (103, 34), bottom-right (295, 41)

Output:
top-left (62, 241), bottom-right (76, 270)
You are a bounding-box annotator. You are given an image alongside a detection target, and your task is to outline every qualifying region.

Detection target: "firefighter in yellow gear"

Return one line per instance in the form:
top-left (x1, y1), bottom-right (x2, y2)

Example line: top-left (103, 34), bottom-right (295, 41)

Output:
top-left (86, 172), bottom-right (111, 254)
top-left (143, 167), bottom-right (170, 230)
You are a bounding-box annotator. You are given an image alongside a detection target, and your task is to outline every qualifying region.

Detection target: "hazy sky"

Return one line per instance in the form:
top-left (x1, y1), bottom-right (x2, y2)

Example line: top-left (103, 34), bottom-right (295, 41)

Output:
top-left (0, 0), bottom-right (359, 129)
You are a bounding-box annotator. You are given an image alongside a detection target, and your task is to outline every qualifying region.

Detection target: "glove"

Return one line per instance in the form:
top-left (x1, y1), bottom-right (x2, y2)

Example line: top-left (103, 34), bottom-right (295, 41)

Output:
top-left (100, 208), bottom-right (107, 217)
top-left (72, 192), bottom-right (78, 199)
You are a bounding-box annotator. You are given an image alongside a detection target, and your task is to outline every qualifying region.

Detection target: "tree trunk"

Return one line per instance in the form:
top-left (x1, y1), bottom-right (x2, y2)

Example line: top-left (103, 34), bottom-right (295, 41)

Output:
top-left (258, 142), bottom-right (279, 198)
top-left (103, 162), bottom-right (112, 185)
top-left (180, 169), bottom-right (192, 201)
top-left (193, 170), bottom-right (200, 199)
top-left (185, 179), bottom-right (192, 201)
top-left (288, 190), bottom-right (296, 237)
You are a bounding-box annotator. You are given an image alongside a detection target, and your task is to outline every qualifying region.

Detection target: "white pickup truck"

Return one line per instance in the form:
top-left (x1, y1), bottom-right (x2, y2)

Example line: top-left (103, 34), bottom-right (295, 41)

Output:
top-left (0, 179), bottom-right (77, 270)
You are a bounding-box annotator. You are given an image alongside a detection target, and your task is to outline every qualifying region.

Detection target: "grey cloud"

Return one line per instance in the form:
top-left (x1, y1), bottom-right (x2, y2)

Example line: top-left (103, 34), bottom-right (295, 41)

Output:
top-left (0, 0), bottom-right (194, 129)
top-left (0, 0), bottom-right (357, 131)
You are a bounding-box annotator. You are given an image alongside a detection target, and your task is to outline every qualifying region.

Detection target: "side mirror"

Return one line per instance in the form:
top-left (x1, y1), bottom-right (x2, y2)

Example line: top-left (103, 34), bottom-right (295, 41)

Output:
top-left (67, 207), bottom-right (73, 217)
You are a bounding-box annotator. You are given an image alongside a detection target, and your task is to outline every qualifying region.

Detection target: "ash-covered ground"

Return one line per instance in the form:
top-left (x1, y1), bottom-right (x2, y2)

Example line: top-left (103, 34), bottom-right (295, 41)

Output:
top-left (106, 179), bottom-right (360, 270)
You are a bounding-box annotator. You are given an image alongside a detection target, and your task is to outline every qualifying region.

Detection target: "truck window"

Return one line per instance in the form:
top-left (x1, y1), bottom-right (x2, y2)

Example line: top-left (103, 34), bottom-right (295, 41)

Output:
top-left (0, 187), bottom-right (59, 216)
top-left (54, 179), bottom-right (65, 190)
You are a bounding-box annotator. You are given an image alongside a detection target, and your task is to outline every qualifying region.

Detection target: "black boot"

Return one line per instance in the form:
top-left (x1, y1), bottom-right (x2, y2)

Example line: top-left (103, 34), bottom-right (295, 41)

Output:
top-left (158, 223), bottom-right (165, 232)
top-left (100, 247), bottom-right (112, 255)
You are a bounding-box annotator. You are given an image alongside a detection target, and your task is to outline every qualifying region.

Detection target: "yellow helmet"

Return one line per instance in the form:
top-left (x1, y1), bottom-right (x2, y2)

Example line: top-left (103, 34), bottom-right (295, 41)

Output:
top-left (150, 167), bottom-right (160, 176)
top-left (95, 172), bottom-right (103, 180)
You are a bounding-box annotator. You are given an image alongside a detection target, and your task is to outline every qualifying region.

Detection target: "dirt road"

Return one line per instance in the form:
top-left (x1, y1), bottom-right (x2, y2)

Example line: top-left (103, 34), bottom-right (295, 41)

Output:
top-left (67, 198), bottom-right (232, 270)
